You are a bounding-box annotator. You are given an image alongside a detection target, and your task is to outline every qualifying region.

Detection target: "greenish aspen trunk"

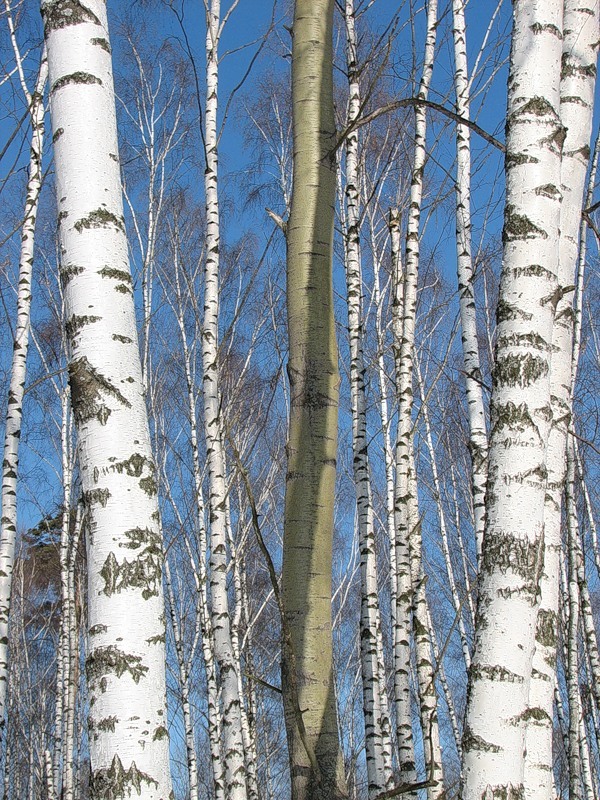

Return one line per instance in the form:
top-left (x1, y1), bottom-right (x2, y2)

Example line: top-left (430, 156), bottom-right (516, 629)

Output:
top-left (281, 2), bottom-right (347, 798)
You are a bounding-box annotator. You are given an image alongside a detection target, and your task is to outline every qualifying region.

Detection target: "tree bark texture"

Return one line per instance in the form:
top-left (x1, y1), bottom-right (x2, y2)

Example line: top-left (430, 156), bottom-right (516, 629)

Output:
top-left (0, 52), bottom-right (47, 733)
top-left (282, 2), bottom-right (347, 798)
top-left (201, 3), bottom-right (249, 797)
top-left (42, 2), bottom-right (173, 797)
top-left (342, 1), bottom-right (394, 794)
top-left (461, 1), bottom-right (564, 797)
top-left (523, 2), bottom-right (598, 795)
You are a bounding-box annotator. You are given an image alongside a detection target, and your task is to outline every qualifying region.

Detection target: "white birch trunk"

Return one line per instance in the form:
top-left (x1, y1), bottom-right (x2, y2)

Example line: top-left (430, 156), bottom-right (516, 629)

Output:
top-left (573, 126), bottom-right (600, 392)
top-left (164, 558), bottom-right (199, 800)
top-left (201, 3), bottom-right (247, 796)
top-left (44, 749), bottom-right (54, 800)
top-left (63, 504), bottom-right (82, 800)
top-left (450, 464), bottom-right (476, 629)
top-left (0, 51), bottom-right (47, 733)
top-left (171, 244), bottom-right (225, 800)
top-left (566, 448), bottom-right (582, 800)
top-left (237, 558), bottom-right (260, 800)
top-left (392, 0), bottom-right (444, 793)
top-left (461, 2), bottom-right (564, 797)
top-left (343, 2), bottom-right (393, 793)
top-left (42, 3), bottom-right (172, 796)
top-left (389, 203), bottom-right (417, 793)
top-left (451, 0), bottom-right (488, 561)
top-left (415, 360), bottom-right (471, 671)
top-left (372, 219), bottom-right (397, 633)
top-left (226, 522), bottom-right (259, 800)
top-left (524, 3), bottom-right (598, 794)
top-left (407, 455), bottom-right (445, 798)
top-left (54, 388), bottom-right (73, 800)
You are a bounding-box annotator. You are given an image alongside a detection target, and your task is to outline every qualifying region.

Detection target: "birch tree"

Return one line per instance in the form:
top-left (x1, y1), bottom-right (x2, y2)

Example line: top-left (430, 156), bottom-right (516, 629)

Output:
top-left (200, 2), bottom-right (249, 796)
top-left (524, 2), bottom-right (598, 794)
top-left (451, 0), bottom-right (488, 560)
top-left (391, 0), bottom-right (445, 793)
top-left (461, 1), bottom-right (564, 797)
top-left (41, 2), bottom-right (172, 796)
top-left (0, 38), bottom-right (47, 734)
top-left (281, 1), bottom-right (347, 797)
top-left (341, 1), bottom-right (393, 794)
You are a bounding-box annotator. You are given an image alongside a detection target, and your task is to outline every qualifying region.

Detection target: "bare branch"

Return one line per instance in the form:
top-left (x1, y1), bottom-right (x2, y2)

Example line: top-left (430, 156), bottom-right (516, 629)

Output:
top-left (335, 96), bottom-right (504, 154)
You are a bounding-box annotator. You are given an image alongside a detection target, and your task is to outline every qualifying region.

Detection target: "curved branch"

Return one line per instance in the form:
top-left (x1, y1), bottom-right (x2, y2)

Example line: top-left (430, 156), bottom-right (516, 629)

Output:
top-left (335, 96), bottom-right (505, 154)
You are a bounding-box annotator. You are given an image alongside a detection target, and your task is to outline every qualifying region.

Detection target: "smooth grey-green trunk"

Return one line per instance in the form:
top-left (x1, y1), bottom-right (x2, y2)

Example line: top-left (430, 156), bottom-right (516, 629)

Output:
top-left (281, 2), bottom-right (347, 799)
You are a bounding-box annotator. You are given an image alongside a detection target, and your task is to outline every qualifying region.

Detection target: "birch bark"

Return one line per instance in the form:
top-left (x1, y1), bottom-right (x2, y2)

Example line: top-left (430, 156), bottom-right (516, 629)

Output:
top-left (164, 557), bottom-right (199, 800)
top-left (201, 2), bottom-right (248, 796)
top-left (342, 1), bottom-right (393, 793)
top-left (461, 2), bottom-right (564, 797)
top-left (282, 2), bottom-right (347, 797)
top-left (451, 0), bottom-right (488, 561)
top-left (170, 237), bottom-right (224, 800)
top-left (42, 2), bottom-right (172, 796)
top-left (566, 447), bottom-right (582, 800)
top-left (392, 0), bottom-right (444, 793)
top-left (389, 206), bottom-right (419, 793)
top-left (523, 3), bottom-right (598, 794)
top-left (0, 49), bottom-right (47, 733)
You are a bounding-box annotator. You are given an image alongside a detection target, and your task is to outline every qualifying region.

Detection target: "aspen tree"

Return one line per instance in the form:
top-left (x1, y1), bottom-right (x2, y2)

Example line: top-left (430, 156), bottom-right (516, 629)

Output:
top-left (0, 43), bottom-right (47, 733)
top-left (41, 2), bottom-right (172, 797)
top-left (461, 1), bottom-right (564, 797)
top-left (282, 1), bottom-right (347, 797)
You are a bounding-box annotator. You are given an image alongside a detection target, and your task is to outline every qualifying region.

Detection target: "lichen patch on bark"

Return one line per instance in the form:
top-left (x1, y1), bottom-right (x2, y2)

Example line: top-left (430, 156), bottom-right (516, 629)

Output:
top-left (51, 71), bottom-right (101, 95)
top-left (68, 356), bottom-right (131, 425)
top-left (100, 528), bottom-right (162, 599)
top-left (86, 645), bottom-right (148, 687)
top-left (42, 0), bottom-right (101, 33)
top-left (91, 754), bottom-right (158, 800)
top-left (74, 207), bottom-right (125, 234)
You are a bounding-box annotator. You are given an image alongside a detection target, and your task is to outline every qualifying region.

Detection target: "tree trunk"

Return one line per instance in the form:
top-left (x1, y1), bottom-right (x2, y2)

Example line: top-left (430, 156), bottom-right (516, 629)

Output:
top-left (201, 3), bottom-right (249, 798)
top-left (282, 2), bottom-right (347, 798)
top-left (461, 1), bottom-right (564, 797)
top-left (392, 0), bottom-right (444, 793)
top-left (0, 50), bottom-right (47, 735)
top-left (523, 3), bottom-right (598, 794)
top-left (42, 2), bottom-right (172, 796)
top-left (342, 1), bottom-right (393, 794)
top-left (451, 0), bottom-right (488, 562)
